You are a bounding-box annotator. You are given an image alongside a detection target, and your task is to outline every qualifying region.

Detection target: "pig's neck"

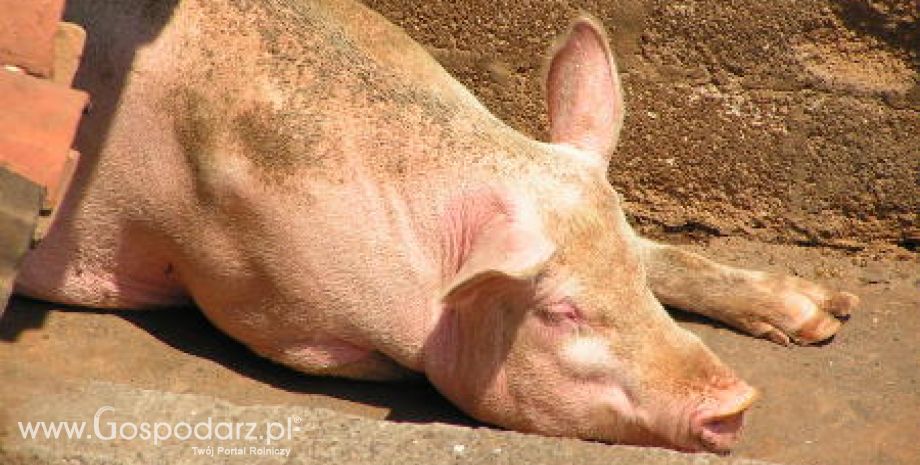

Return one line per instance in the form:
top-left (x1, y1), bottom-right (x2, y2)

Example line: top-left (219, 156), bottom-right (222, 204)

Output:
top-left (327, 130), bottom-right (547, 369)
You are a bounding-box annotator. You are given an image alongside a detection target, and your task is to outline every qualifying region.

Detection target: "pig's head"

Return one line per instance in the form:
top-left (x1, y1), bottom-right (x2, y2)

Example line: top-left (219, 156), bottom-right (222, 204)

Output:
top-left (424, 17), bottom-right (757, 452)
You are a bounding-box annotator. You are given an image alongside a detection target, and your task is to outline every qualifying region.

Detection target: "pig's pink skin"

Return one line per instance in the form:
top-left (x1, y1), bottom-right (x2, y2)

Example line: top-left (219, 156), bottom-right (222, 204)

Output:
top-left (14, 0), bottom-right (855, 453)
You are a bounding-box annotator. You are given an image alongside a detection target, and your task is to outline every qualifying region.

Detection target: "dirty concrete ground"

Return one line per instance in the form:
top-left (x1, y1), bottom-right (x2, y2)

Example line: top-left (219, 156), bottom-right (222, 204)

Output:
top-left (1, 238), bottom-right (917, 465)
top-left (0, 384), bottom-right (775, 465)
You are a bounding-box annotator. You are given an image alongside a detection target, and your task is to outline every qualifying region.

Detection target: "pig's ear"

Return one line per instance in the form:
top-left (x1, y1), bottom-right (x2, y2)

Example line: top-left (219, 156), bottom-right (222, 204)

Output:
top-left (544, 16), bottom-right (625, 163)
top-left (443, 216), bottom-right (555, 302)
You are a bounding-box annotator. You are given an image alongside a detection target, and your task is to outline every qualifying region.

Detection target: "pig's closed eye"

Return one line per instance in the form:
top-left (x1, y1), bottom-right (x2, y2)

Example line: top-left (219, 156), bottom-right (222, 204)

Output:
top-left (540, 298), bottom-right (584, 326)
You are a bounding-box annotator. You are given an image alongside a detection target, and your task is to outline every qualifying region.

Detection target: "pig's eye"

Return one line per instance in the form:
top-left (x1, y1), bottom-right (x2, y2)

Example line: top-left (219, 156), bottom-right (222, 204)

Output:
top-left (540, 298), bottom-right (584, 326)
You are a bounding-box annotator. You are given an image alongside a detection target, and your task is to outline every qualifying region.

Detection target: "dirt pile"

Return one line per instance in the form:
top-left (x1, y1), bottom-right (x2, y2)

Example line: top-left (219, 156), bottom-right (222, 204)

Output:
top-left (362, 0), bottom-right (919, 253)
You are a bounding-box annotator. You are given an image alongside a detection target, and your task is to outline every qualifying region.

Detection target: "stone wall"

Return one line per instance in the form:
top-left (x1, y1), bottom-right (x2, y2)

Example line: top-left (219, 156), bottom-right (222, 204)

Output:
top-left (363, 0), bottom-right (920, 252)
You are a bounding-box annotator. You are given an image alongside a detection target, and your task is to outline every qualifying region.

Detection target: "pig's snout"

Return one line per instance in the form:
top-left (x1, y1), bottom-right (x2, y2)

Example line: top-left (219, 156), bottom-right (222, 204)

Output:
top-left (690, 383), bottom-right (759, 452)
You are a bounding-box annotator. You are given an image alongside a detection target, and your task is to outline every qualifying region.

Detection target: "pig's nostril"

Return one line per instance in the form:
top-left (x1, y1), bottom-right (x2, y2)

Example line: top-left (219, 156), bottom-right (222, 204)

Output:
top-left (703, 410), bottom-right (745, 435)
top-left (698, 410), bottom-right (747, 453)
top-left (693, 386), bottom-right (758, 452)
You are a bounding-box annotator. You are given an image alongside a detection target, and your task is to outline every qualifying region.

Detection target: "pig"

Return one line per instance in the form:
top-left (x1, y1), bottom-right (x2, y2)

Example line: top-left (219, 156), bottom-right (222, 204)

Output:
top-left (10, 0), bottom-right (858, 453)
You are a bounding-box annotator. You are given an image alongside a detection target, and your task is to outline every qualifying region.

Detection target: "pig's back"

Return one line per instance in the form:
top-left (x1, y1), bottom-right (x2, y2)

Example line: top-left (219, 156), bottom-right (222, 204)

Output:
top-left (160, 0), bottom-right (497, 183)
top-left (18, 0), bottom-right (520, 316)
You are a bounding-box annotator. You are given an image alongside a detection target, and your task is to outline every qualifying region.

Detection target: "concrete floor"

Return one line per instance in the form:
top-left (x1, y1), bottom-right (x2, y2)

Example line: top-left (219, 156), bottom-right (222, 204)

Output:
top-left (1, 238), bottom-right (918, 464)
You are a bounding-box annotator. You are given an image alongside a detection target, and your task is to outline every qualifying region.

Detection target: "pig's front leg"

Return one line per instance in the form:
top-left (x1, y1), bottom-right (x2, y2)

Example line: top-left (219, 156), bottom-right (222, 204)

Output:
top-left (637, 239), bottom-right (859, 345)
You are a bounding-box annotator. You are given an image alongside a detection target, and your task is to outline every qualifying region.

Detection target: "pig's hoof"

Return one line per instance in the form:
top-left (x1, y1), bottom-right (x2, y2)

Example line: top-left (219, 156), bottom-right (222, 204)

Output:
top-left (751, 277), bottom-right (859, 346)
top-left (787, 290), bottom-right (859, 344)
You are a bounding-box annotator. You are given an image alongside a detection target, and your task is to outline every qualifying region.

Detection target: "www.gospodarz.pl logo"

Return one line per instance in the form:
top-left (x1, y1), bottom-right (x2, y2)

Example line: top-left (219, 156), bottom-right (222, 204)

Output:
top-left (18, 405), bottom-right (302, 454)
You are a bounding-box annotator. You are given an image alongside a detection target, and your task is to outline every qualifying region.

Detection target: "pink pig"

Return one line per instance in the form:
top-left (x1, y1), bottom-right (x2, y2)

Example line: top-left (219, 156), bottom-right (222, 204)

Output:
top-left (12, 0), bottom-right (857, 452)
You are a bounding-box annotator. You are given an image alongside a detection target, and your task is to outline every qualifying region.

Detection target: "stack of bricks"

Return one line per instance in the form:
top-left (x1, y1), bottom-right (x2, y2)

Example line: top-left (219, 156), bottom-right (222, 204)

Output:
top-left (0, 0), bottom-right (88, 309)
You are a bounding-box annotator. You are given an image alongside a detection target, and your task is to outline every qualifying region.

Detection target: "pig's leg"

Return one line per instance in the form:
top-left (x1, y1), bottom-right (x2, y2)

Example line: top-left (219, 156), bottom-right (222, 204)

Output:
top-left (638, 239), bottom-right (858, 345)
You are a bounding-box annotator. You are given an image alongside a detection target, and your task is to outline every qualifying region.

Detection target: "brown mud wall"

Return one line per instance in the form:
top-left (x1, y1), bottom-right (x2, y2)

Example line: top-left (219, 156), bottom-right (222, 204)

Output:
top-left (363, 0), bottom-right (920, 254)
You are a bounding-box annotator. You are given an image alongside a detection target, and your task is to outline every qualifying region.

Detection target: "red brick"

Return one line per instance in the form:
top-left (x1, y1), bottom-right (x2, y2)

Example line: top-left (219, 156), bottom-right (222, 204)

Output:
top-left (0, 0), bottom-right (67, 77)
top-left (0, 69), bottom-right (87, 208)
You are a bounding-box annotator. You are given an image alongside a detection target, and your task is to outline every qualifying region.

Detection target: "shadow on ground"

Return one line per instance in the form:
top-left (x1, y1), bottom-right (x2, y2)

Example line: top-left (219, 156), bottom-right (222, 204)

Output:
top-left (0, 297), bottom-right (474, 426)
